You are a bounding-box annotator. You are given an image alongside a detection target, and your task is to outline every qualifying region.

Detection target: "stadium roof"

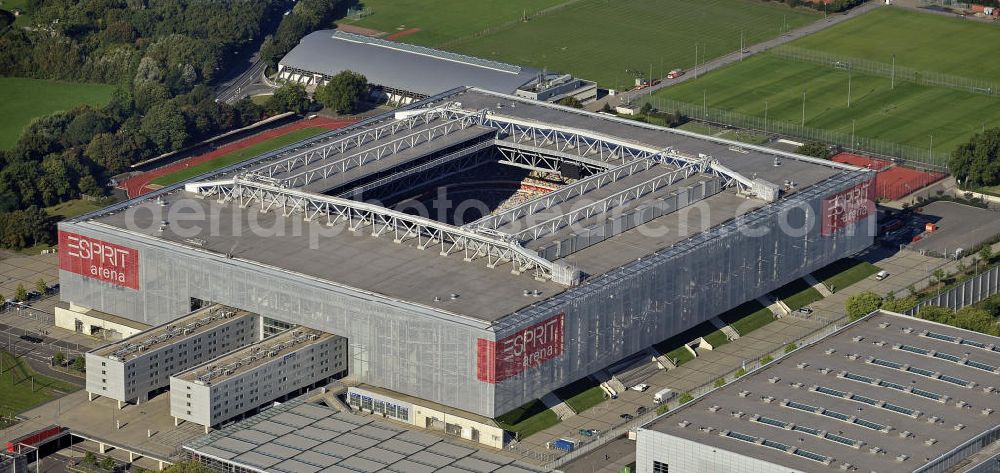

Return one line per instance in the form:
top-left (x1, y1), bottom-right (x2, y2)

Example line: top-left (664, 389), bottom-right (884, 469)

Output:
top-left (74, 88), bottom-right (863, 326)
top-left (184, 398), bottom-right (553, 473)
top-left (278, 31), bottom-right (541, 96)
top-left (641, 310), bottom-right (1000, 473)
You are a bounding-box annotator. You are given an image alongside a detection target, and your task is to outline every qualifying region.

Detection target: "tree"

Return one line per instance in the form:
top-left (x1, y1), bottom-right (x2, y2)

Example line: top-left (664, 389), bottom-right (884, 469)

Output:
top-left (949, 128), bottom-right (1000, 189)
top-left (734, 367), bottom-right (747, 378)
top-left (83, 451), bottom-right (97, 466)
top-left (796, 142), bottom-right (831, 160)
top-left (314, 71), bottom-right (368, 114)
top-left (35, 277), bottom-right (46, 294)
top-left (845, 290), bottom-right (883, 321)
top-left (640, 102), bottom-right (653, 115)
top-left (713, 377), bottom-right (726, 388)
top-left (53, 352), bottom-right (65, 366)
top-left (268, 82), bottom-right (311, 115)
top-left (760, 354), bottom-right (774, 365)
top-left (14, 283), bottom-right (27, 302)
top-left (784, 343), bottom-right (798, 354)
top-left (678, 392), bottom-right (693, 404)
top-left (932, 268), bottom-right (946, 292)
top-left (980, 246), bottom-right (993, 267)
top-left (141, 102), bottom-right (189, 153)
top-left (99, 455), bottom-right (116, 470)
top-left (557, 97), bottom-right (583, 109)
top-left (72, 356), bottom-right (85, 372)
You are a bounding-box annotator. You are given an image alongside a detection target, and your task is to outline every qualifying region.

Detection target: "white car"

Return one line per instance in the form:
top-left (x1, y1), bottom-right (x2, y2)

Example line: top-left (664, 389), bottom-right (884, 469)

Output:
top-left (874, 270), bottom-right (889, 281)
top-left (630, 383), bottom-right (650, 392)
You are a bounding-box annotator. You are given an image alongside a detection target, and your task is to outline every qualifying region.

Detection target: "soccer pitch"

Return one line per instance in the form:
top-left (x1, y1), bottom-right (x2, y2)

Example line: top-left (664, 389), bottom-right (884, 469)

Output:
top-left (649, 8), bottom-right (1000, 156)
top-left (344, 0), bottom-right (820, 87)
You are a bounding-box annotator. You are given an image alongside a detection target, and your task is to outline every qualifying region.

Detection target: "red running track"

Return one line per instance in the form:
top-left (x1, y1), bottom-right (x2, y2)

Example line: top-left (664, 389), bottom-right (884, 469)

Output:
top-left (119, 116), bottom-right (356, 198)
top-left (832, 152), bottom-right (946, 201)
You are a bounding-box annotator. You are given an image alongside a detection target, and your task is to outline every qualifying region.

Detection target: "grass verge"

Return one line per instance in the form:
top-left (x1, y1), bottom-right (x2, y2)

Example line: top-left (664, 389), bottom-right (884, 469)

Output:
top-left (773, 279), bottom-right (824, 311)
top-left (0, 351), bottom-right (81, 416)
top-left (554, 377), bottom-right (606, 414)
top-left (0, 77), bottom-right (115, 149)
top-left (495, 399), bottom-right (559, 439)
top-left (812, 257), bottom-right (880, 293)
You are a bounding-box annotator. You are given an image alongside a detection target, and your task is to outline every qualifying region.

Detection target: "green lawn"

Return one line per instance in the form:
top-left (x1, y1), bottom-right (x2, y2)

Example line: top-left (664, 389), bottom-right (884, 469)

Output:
top-left (718, 301), bottom-right (776, 336)
top-left (792, 8), bottom-right (1000, 81)
top-left (1, 0), bottom-right (32, 27)
top-left (495, 399), bottom-right (560, 439)
top-left (0, 351), bottom-right (81, 417)
top-left (347, 0), bottom-right (819, 87)
top-left (554, 377), bottom-right (607, 414)
top-left (650, 55), bottom-right (1000, 155)
top-left (149, 127), bottom-right (329, 186)
top-left (648, 8), bottom-right (1000, 155)
top-left (664, 345), bottom-right (694, 366)
top-left (0, 77), bottom-right (116, 149)
top-left (45, 197), bottom-right (119, 219)
top-left (703, 330), bottom-right (729, 348)
top-left (773, 279), bottom-right (824, 311)
top-left (343, 0), bottom-right (568, 47)
top-left (677, 121), bottom-right (722, 136)
top-left (812, 258), bottom-right (880, 293)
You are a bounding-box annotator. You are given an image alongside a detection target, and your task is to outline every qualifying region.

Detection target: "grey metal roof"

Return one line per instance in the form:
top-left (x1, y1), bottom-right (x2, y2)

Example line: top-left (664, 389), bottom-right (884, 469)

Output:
top-left (279, 31), bottom-right (540, 96)
top-left (641, 310), bottom-right (1000, 473)
top-left (184, 399), bottom-right (553, 473)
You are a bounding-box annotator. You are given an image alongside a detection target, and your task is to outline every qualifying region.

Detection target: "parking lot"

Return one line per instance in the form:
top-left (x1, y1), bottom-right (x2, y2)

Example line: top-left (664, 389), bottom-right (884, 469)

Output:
top-left (908, 201), bottom-right (1000, 255)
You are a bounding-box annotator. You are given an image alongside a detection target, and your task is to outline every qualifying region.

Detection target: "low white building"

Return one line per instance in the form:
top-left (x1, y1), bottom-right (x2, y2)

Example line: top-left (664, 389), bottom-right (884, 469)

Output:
top-left (85, 306), bottom-right (257, 407)
top-left (170, 328), bottom-right (347, 431)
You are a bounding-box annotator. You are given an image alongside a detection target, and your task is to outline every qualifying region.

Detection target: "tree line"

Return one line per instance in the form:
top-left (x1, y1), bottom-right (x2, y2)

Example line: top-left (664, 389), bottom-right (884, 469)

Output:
top-left (0, 0), bottom-right (347, 249)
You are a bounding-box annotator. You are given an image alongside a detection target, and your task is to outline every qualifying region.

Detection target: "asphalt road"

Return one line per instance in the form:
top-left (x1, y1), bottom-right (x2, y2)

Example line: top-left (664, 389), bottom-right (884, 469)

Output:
top-left (216, 59), bottom-right (269, 104)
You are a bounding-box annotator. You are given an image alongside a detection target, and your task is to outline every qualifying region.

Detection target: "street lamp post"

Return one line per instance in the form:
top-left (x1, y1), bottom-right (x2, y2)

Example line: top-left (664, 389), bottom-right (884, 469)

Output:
top-left (801, 90), bottom-right (807, 127)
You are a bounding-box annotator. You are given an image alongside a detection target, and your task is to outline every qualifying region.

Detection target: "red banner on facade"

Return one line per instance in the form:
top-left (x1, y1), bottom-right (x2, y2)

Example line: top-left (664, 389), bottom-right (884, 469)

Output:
top-left (477, 313), bottom-right (565, 383)
top-left (58, 230), bottom-right (139, 289)
top-left (821, 179), bottom-right (875, 236)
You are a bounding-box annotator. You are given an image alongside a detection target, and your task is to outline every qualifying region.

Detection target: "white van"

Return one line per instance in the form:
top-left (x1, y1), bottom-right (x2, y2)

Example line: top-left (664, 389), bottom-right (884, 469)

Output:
top-left (874, 270), bottom-right (889, 281)
top-left (654, 388), bottom-right (675, 404)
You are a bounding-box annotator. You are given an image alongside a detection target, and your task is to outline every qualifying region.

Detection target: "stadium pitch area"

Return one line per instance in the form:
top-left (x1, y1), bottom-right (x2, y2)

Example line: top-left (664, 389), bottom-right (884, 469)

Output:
top-left (341, 0), bottom-right (820, 87)
top-left (649, 8), bottom-right (1000, 158)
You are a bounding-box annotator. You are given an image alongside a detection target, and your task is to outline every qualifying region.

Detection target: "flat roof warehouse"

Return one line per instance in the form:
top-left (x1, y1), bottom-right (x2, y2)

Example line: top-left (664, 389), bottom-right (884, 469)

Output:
top-left (72, 88), bottom-right (863, 326)
top-left (639, 310), bottom-right (1000, 473)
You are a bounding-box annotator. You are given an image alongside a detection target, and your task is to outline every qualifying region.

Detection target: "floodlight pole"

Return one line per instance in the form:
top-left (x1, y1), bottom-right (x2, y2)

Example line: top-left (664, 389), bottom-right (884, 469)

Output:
top-left (764, 100), bottom-right (768, 134)
top-left (847, 65), bottom-right (852, 107)
top-left (891, 54), bottom-right (895, 90)
top-left (740, 30), bottom-right (745, 61)
top-left (801, 90), bottom-right (807, 127)
top-left (851, 120), bottom-right (856, 149)
top-left (694, 44), bottom-right (699, 79)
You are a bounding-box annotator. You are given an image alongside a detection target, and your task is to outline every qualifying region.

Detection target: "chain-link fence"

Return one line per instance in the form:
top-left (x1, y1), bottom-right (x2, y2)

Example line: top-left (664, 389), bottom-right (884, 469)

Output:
top-left (644, 96), bottom-right (950, 169)
top-left (770, 45), bottom-right (999, 97)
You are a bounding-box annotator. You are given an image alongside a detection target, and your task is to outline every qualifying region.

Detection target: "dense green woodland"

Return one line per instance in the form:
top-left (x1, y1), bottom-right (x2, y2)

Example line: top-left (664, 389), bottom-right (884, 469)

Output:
top-left (0, 0), bottom-right (345, 249)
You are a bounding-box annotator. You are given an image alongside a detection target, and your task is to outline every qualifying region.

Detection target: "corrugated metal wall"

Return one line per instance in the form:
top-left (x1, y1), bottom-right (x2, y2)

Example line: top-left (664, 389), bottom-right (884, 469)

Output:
top-left (60, 171), bottom-right (873, 418)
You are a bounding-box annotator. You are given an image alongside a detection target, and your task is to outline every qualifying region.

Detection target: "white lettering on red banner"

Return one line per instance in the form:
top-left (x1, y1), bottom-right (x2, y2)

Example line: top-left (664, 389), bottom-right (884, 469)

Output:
top-left (58, 230), bottom-right (139, 289)
top-left (821, 179), bottom-right (875, 236)
top-left (477, 313), bottom-right (565, 383)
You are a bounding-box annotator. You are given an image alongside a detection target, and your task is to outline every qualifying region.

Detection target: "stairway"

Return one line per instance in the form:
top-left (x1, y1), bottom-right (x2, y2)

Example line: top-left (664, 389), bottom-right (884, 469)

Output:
top-left (542, 392), bottom-right (577, 419)
top-left (709, 317), bottom-right (740, 341)
top-left (804, 274), bottom-right (834, 297)
top-left (649, 347), bottom-right (676, 370)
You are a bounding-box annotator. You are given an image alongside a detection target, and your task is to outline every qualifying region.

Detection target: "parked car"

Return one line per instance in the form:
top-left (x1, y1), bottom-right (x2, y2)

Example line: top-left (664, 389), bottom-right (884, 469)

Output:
top-left (666, 69), bottom-right (685, 79)
top-left (620, 413), bottom-right (634, 420)
top-left (874, 270), bottom-right (890, 281)
top-left (578, 429), bottom-right (595, 437)
top-left (630, 383), bottom-right (650, 392)
top-left (796, 307), bottom-right (814, 315)
top-left (19, 334), bottom-right (43, 343)
top-left (635, 406), bottom-right (648, 415)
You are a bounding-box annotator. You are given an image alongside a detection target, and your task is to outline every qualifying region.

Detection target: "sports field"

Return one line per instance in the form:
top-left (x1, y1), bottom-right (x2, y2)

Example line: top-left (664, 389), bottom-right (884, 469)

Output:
top-left (0, 77), bottom-right (116, 149)
top-left (0, 351), bottom-right (81, 416)
top-left (149, 127), bottom-right (330, 187)
top-left (344, 0), bottom-right (820, 87)
top-left (649, 8), bottom-right (1000, 155)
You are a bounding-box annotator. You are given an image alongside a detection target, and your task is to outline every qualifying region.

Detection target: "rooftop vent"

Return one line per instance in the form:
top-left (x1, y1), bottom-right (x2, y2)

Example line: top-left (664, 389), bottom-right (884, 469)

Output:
top-left (450, 293), bottom-right (460, 300)
top-left (954, 424), bottom-right (965, 431)
top-left (762, 396), bottom-right (775, 403)
top-left (878, 322), bottom-right (890, 328)
top-left (796, 363), bottom-right (809, 370)
top-left (708, 405), bottom-right (721, 412)
top-left (903, 327), bottom-right (914, 334)
top-left (924, 438), bottom-right (937, 446)
top-left (982, 408), bottom-right (994, 416)
top-left (738, 390), bottom-right (751, 398)
top-left (896, 454), bottom-right (909, 462)
top-left (899, 431), bottom-right (911, 438)
top-left (678, 420), bottom-right (691, 428)
top-left (852, 336), bottom-right (864, 343)
top-left (768, 377), bottom-right (780, 384)
top-left (927, 416), bottom-right (939, 424)
top-left (825, 349), bottom-right (836, 355)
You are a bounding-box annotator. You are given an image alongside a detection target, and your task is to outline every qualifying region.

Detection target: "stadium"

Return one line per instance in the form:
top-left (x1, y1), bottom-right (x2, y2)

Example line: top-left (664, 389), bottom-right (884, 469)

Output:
top-left (56, 86), bottom-right (875, 430)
